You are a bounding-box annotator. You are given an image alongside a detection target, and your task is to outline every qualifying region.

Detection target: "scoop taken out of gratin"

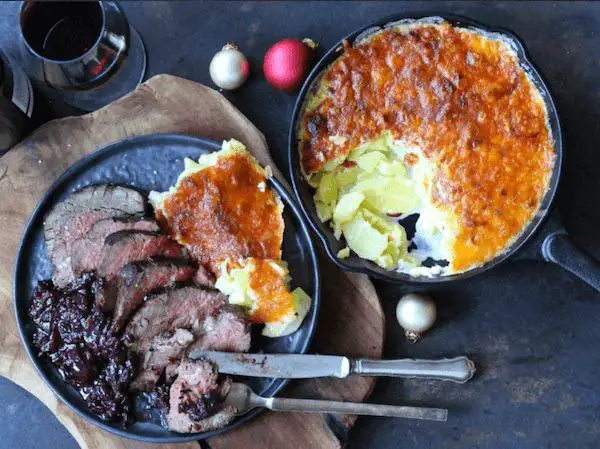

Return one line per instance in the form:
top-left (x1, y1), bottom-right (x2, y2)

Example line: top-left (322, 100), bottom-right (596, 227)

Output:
top-left (299, 20), bottom-right (555, 277)
top-left (149, 139), bottom-right (311, 337)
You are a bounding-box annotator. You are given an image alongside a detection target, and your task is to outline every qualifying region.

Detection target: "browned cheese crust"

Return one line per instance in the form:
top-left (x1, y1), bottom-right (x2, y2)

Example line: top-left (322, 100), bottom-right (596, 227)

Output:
top-left (299, 22), bottom-right (555, 271)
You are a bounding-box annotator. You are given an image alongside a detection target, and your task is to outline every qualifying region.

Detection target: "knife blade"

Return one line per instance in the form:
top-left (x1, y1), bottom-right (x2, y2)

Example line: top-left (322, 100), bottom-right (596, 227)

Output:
top-left (189, 351), bottom-right (475, 383)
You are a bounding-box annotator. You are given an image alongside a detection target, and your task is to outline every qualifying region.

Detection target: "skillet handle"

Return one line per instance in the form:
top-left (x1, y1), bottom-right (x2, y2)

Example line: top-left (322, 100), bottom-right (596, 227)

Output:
top-left (542, 231), bottom-right (600, 293)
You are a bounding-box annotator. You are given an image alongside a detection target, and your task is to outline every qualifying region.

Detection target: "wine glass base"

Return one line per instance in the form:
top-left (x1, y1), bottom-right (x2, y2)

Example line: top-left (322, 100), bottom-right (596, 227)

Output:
top-left (57, 25), bottom-right (147, 112)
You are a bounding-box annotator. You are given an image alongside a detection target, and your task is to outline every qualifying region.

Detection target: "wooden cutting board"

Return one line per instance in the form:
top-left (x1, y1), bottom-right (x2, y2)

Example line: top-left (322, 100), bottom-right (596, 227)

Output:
top-left (0, 74), bottom-right (384, 449)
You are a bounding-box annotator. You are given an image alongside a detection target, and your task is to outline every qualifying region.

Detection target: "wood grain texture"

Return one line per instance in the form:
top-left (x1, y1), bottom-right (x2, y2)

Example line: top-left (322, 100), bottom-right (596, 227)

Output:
top-left (0, 74), bottom-right (384, 449)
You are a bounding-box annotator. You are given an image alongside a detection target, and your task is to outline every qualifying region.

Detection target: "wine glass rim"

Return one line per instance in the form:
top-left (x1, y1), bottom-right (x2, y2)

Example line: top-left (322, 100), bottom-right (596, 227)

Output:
top-left (18, 0), bottom-right (115, 64)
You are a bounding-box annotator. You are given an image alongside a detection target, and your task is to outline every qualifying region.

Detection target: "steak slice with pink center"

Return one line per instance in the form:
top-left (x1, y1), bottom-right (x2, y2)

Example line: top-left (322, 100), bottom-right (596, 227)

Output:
top-left (71, 217), bottom-right (159, 277)
top-left (98, 230), bottom-right (186, 282)
top-left (125, 286), bottom-right (250, 390)
top-left (44, 185), bottom-right (145, 287)
top-left (125, 286), bottom-right (249, 355)
top-left (112, 259), bottom-right (195, 330)
top-left (192, 264), bottom-right (215, 289)
top-left (186, 306), bottom-right (251, 354)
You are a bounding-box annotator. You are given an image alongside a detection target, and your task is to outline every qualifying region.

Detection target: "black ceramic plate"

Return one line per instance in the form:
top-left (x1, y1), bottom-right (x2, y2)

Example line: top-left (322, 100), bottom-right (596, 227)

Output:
top-left (13, 134), bottom-right (320, 443)
top-left (289, 13), bottom-right (563, 285)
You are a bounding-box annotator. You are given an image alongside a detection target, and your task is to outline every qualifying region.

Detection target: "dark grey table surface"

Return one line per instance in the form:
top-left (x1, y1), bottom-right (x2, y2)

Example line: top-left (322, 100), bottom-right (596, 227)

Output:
top-left (2, 1), bottom-right (600, 448)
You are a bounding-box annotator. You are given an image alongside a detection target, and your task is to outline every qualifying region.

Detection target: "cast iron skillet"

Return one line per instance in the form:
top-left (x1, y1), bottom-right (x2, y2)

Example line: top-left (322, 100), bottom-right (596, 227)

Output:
top-left (289, 13), bottom-right (600, 292)
top-left (14, 134), bottom-right (320, 443)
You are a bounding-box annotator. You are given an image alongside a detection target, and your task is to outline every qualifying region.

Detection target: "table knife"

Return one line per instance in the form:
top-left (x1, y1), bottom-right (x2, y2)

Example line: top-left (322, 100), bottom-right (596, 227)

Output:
top-left (189, 351), bottom-right (475, 383)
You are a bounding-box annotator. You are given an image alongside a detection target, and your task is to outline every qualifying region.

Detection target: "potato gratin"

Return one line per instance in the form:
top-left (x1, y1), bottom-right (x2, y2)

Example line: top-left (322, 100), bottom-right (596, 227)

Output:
top-left (299, 19), bottom-right (555, 276)
top-left (150, 140), bottom-right (311, 336)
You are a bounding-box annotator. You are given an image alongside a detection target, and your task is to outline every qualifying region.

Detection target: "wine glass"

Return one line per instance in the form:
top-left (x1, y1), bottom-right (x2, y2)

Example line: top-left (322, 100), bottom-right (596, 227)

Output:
top-left (18, 0), bottom-right (146, 111)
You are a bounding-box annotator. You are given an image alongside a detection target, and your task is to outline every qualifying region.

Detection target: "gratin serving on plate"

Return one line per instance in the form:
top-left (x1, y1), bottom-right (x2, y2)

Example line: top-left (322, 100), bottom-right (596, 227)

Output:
top-left (150, 140), bottom-right (312, 338)
top-left (297, 18), bottom-right (556, 276)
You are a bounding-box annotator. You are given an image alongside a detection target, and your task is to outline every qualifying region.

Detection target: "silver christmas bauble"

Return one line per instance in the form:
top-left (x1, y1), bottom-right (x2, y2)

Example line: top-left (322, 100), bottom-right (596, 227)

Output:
top-left (396, 293), bottom-right (437, 342)
top-left (209, 43), bottom-right (250, 90)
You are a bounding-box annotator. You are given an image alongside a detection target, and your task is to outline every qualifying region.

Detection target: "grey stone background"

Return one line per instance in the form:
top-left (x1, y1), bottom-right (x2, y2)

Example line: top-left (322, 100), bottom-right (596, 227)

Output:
top-left (1, 2), bottom-right (600, 448)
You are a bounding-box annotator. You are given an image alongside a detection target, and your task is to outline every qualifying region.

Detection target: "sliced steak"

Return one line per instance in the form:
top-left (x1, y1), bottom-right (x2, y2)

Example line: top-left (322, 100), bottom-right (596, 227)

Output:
top-left (98, 230), bottom-right (186, 281)
top-left (94, 231), bottom-right (186, 313)
top-left (125, 287), bottom-right (246, 354)
top-left (186, 306), bottom-right (251, 354)
top-left (71, 217), bottom-right (159, 277)
top-left (44, 185), bottom-right (145, 287)
top-left (112, 260), bottom-right (195, 330)
top-left (130, 328), bottom-right (194, 392)
top-left (192, 265), bottom-right (215, 289)
top-left (167, 360), bottom-right (236, 433)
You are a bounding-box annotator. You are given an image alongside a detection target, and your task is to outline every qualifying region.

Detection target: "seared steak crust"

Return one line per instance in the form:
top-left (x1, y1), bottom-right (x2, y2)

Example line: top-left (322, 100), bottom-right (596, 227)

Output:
top-left (98, 230), bottom-right (186, 281)
top-left (112, 260), bottom-right (195, 330)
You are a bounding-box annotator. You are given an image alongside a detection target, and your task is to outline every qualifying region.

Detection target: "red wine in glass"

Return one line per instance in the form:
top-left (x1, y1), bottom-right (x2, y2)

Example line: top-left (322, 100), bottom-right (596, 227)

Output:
top-left (19, 0), bottom-right (146, 111)
top-left (21, 2), bottom-right (104, 62)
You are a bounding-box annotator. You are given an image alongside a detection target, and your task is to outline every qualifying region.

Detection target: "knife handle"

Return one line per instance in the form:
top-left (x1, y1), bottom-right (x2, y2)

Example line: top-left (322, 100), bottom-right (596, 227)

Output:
top-left (352, 356), bottom-right (475, 383)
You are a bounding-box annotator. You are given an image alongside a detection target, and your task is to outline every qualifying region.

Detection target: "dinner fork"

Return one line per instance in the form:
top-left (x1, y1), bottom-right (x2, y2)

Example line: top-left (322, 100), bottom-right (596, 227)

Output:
top-left (224, 383), bottom-right (448, 421)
